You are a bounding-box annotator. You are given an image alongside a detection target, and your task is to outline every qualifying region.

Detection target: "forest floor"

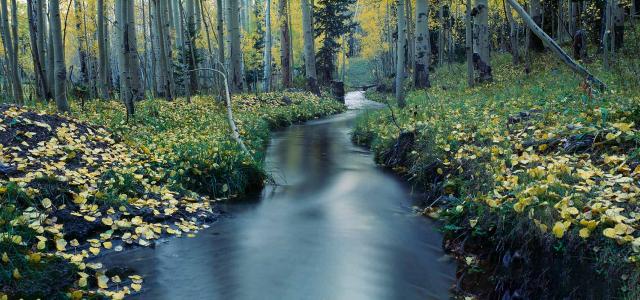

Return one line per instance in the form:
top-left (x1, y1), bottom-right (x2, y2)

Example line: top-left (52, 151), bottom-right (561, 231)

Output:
top-left (353, 53), bottom-right (640, 298)
top-left (0, 92), bottom-right (344, 299)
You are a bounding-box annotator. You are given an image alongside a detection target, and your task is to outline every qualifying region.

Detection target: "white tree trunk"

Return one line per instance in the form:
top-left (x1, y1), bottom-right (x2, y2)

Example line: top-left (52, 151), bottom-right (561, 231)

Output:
top-left (476, 0), bottom-right (490, 64)
top-left (49, 0), bottom-right (69, 111)
top-left (301, 0), bottom-right (320, 95)
top-left (263, 0), bottom-right (273, 92)
top-left (414, 0), bottom-right (431, 88)
top-left (396, 0), bottom-right (407, 107)
top-left (1, 0), bottom-right (23, 105)
top-left (227, 0), bottom-right (244, 92)
top-left (279, 0), bottom-right (292, 87)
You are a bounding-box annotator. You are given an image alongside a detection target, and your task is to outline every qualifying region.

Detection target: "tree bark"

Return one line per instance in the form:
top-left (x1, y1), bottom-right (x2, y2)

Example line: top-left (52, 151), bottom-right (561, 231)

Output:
top-left (27, 0), bottom-right (48, 100)
top-left (301, 0), bottom-right (320, 95)
top-left (504, 0), bottom-right (519, 64)
top-left (49, 0), bottom-right (70, 112)
top-left (185, 0), bottom-right (199, 93)
top-left (279, 0), bottom-right (292, 88)
top-left (475, 0), bottom-right (490, 64)
top-left (505, 0), bottom-right (606, 89)
top-left (74, 0), bottom-right (89, 89)
top-left (396, 0), bottom-right (407, 107)
top-left (414, 0), bottom-right (431, 88)
top-left (528, 0), bottom-right (544, 51)
top-left (1, 0), bottom-right (23, 105)
top-left (97, 0), bottom-right (109, 98)
top-left (126, 0), bottom-right (144, 101)
top-left (227, 0), bottom-right (244, 93)
top-left (466, 0), bottom-right (474, 87)
top-left (216, 0), bottom-right (225, 66)
top-left (263, 0), bottom-right (273, 92)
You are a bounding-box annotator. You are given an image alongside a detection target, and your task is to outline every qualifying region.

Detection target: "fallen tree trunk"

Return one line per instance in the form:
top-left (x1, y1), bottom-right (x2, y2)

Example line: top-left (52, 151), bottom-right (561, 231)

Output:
top-left (505, 0), bottom-right (606, 90)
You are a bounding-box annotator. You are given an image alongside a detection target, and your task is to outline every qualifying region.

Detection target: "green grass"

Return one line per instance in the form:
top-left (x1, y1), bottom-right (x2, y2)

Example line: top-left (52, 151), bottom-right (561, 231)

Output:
top-left (353, 49), bottom-right (640, 298)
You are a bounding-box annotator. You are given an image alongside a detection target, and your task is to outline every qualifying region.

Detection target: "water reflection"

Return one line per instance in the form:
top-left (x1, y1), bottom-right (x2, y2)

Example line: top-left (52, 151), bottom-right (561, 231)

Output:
top-left (103, 92), bottom-right (455, 300)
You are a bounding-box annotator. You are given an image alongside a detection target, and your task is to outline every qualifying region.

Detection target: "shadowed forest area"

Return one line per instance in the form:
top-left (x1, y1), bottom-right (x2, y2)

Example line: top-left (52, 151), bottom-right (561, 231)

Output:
top-left (0, 0), bottom-right (639, 299)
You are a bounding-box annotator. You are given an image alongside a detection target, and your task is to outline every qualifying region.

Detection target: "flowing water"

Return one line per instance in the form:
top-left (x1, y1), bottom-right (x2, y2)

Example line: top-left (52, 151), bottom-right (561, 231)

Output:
top-left (104, 92), bottom-right (455, 300)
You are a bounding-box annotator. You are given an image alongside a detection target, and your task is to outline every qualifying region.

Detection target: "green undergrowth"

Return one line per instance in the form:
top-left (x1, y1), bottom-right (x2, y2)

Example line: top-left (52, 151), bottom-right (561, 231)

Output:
top-left (353, 51), bottom-right (640, 298)
top-left (67, 92), bottom-right (345, 198)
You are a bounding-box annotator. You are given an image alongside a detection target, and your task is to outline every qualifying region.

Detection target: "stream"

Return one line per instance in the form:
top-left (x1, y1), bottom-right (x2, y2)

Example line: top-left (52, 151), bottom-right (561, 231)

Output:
top-left (104, 91), bottom-right (455, 300)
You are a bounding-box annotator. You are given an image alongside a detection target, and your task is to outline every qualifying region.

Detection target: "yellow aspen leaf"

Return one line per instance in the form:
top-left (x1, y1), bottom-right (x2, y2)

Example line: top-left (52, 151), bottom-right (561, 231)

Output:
top-left (579, 228), bottom-right (590, 239)
top-left (37, 240), bottom-right (46, 250)
top-left (102, 218), bottom-right (114, 226)
top-left (29, 253), bottom-right (41, 263)
top-left (552, 222), bottom-right (566, 238)
top-left (11, 235), bottom-right (22, 244)
top-left (70, 239), bottom-right (80, 247)
top-left (78, 277), bottom-right (87, 287)
top-left (103, 241), bottom-right (113, 249)
top-left (71, 290), bottom-right (83, 300)
top-left (131, 283), bottom-right (142, 292)
top-left (1, 252), bottom-right (9, 263)
top-left (41, 198), bottom-right (52, 209)
top-left (83, 215), bottom-right (96, 222)
top-left (603, 228), bottom-right (618, 239)
top-left (89, 247), bottom-right (100, 255)
top-left (13, 268), bottom-right (21, 280)
top-left (606, 132), bottom-right (621, 140)
top-left (97, 274), bottom-right (109, 289)
top-left (73, 193), bottom-right (87, 205)
top-left (56, 238), bottom-right (67, 251)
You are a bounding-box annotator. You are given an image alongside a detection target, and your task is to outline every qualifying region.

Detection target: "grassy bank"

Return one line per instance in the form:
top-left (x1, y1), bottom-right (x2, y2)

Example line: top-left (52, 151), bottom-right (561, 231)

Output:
top-left (353, 54), bottom-right (640, 298)
top-left (1, 92), bottom-right (344, 299)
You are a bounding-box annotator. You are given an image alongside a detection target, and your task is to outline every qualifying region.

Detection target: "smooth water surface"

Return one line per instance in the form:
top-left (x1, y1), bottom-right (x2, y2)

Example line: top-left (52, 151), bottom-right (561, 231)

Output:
top-left (104, 92), bottom-right (455, 300)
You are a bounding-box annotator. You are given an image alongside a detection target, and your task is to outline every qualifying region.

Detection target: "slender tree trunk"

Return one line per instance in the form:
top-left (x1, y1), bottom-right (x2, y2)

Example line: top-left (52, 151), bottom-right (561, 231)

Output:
top-left (476, 0), bottom-right (490, 63)
top-left (216, 0), bottom-right (225, 65)
top-left (466, 0), bottom-right (474, 87)
top-left (414, 0), bottom-right (431, 88)
top-left (126, 0), bottom-right (144, 101)
top-left (504, 0), bottom-right (519, 64)
top-left (142, 0), bottom-right (155, 94)
top-left (160, 0), bottom-right (176, 99)
top-left (97, 0), bottom-right (109, 98)
top-left (263, 0), bottom-right (272, 92)
top-left (116, 0), bottom-right (135, 117)
top-left (47, 1), bottom-right (55, 98)
top-left (438, 6), bottom-right (444, 66)
top-left (74, 0), bottom-right (89, 89)
top-left (396, 0), bottom-right (407, 107)
top-left (604, 0), bottom-right (611, 70)
top-left (185, 0), bottom-right (199, 93)
top-left (173, 0), bottom-right (184, 47)
top-left (27, 0), bottom-right (48, 100)
top-left (301, 0), bottom-right (320, 95)
top-left (279, 0), bottom-right (292, 88)
top-left (178, 0), bottom-right (193, 101)
top-left (36, 0), bottom-right (50, 98)
top-left (227, 0), bottom-right (244, 93)
top-left (49, 0), bottom-right (69, 112)
top-left (529, 0), bottom-right (544, 51)
top-left (1, 0), bottom-right (23, 105)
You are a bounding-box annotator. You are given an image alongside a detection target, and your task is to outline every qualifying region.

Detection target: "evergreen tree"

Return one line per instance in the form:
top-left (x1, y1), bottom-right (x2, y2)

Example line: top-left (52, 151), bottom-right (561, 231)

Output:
top-left (314, 0), bottom-right (357, 84)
